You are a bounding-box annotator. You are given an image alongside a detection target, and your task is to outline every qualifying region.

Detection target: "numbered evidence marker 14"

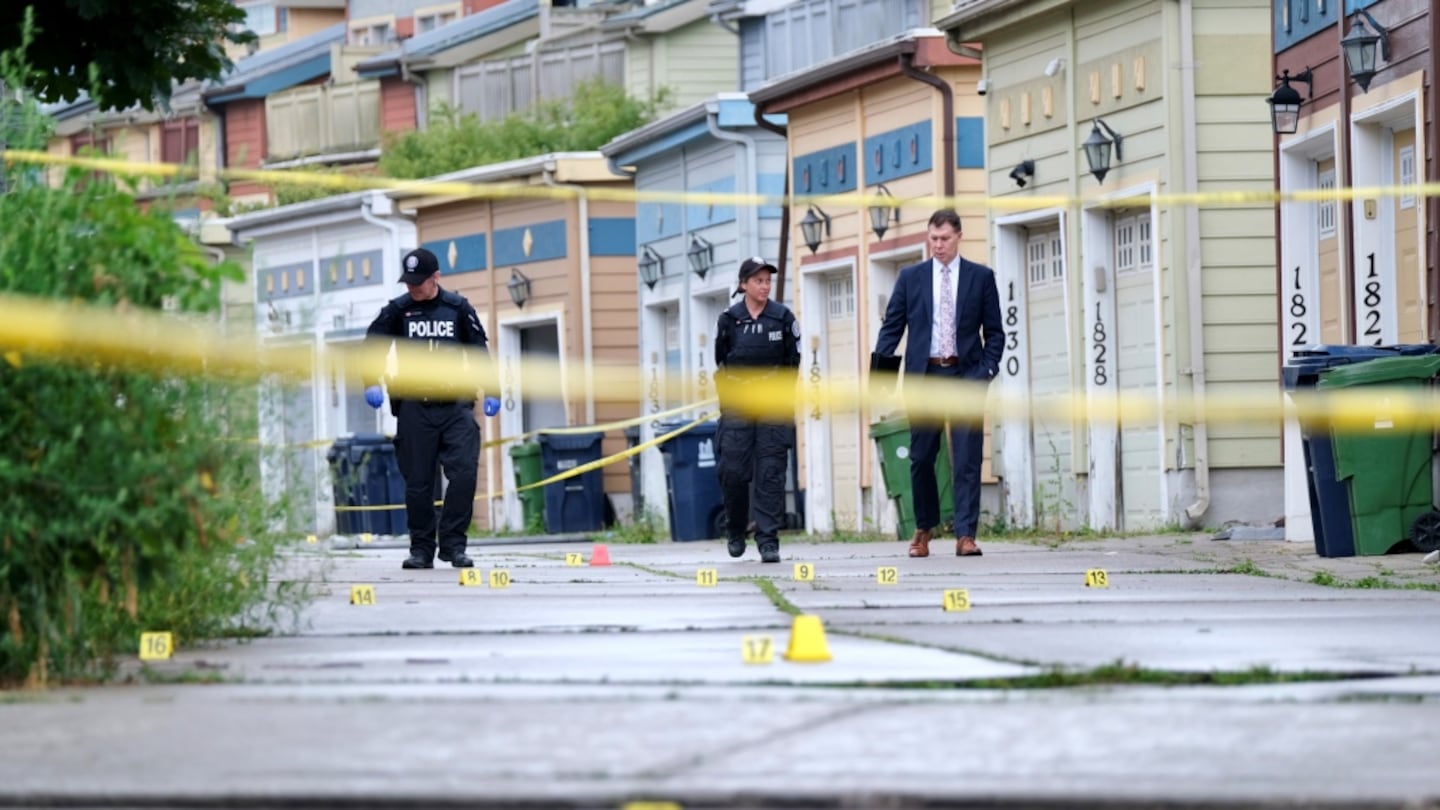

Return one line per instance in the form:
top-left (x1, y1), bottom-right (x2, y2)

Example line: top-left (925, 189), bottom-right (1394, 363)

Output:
top-left (741, 634), bottom-right (775, 665)
top-left (139, 631), bottom-right (174, 661)
top-left (793, 562), bottom-right (815, 581)
top-left (565, 552), bottom-right (584, 566)
top-left (489, 569), bottom-right (512, 589)
top-left (350, 584), bottom-right (377, 605)
top-left (459, 568), bottom-right (484, 587)
top-left (876, 566), bottom-right (899, 585)
top-left (696, 568), bottom-right (719, 587)
top-left (1085, 569), bottom-right (1110, 588)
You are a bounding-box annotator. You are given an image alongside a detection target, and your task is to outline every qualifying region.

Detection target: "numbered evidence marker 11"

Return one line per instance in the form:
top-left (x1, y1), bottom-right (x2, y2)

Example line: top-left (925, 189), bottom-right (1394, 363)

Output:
top-left (489, 569), bottom-right (512, 589)
top-left (696, 568), bottom-right (719, 587)
top-left (793, 562), bottom-right (815, 581)
top-left (1085, 569), bottom-right (1110, 589)
top-left (741, 634), bottom-right (775, 665)
top-left (349, 584), bottom-right (377, 605)
top-left (565, 552), bottom-right (584, 566)
top-left (876, 566), bottom-right (899, 585)
top-left (139, 631), bottom-right (174, 661)
top-left (942, 589), bottom-right (971, 612)
top-left (459, 568), bottom-right (484, 587)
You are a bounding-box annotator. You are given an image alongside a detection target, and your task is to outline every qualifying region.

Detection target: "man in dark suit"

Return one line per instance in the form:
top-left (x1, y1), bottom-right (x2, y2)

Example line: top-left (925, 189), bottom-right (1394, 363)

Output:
top-left (873, 209), bottom-right (1004, 558)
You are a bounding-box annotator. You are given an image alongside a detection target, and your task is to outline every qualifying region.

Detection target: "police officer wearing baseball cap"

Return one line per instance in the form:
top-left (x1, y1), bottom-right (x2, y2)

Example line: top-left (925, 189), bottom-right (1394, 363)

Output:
top-left (713, 257), bottom-right (800, 563)
top-left (364, 247), bottom-right (500, 570)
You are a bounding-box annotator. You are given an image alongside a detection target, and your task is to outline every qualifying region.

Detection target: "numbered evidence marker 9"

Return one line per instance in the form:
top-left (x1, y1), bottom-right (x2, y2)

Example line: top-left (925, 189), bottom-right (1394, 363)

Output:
top-left (942, 589), bottom-right (971, 612)
top-left (696, 568), bottom-right (719, 587)
top-left (565, 552), bottom-right (584, 566)
top-left (741, 634), bottom-right (775, 665)
top-left (1085, 569), bottom-right (1110, 589)
top-left (139, 631), bottom-right (174, 661)
top-left (350, 584), bottom-right (377, 605)
top-left (459, 568), bottom-right (483, 587)
top-left (793, 562), bottom-right (815, 581)
top-left (489, 569), bottom-right (512, 589)
top-left (876, 566), bottom-right (899, 585)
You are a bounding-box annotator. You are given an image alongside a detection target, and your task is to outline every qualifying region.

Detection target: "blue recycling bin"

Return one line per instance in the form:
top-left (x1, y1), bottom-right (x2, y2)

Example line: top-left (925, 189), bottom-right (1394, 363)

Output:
top-left (326, 434), bottom-right (406, 536)
top-left (537, 431), bottom-right (606, 533)
top-left (657, 419), bottom-right (724, 541)
top-left (1283, 344), bottom-right (1436, 557)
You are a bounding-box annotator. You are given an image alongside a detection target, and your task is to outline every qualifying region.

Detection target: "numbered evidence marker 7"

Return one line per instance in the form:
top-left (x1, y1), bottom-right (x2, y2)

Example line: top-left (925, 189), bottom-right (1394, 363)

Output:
top-left (1085, 569), bottom-right (1110, 588)
top-left (459, 568), bottom-right (483, 587)
top-left (793, 562), bottom-right (815, 581)
top-left (565, 552), bottom-right (584, 566)
top-left (876, 566), bottom-right (899, 585)
top-left (942, 589), bottom-right (971, 612)
top-left (696, 568), bottom-right (719, 587)
top-left (489, 569), bottom-right (512, 589)
top-left (139, 631), bottom-right (174, 661)
top-left (741, 635), bottom-right (775, 665)
top-left (350, 584), bottom-right (377, 605)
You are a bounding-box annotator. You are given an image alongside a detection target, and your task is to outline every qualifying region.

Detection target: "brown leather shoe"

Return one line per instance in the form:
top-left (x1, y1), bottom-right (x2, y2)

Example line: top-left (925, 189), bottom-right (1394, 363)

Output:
top-left (956, 536), bottom-right (983, 557)
top-left (907, 529), bottom-right (932, 558)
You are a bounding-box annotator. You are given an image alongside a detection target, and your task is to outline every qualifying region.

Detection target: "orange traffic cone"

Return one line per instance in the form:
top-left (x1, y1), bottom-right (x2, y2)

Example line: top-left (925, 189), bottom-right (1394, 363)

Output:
top-left (589, 543), bottom-right (612, 566)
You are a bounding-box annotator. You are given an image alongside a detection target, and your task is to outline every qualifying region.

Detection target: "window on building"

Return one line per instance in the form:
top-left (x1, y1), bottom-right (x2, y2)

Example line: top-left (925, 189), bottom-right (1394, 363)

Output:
top-left (1399, 145), bottom-right (1415, 210)
top-left (827, 276), bottom-right (854, 318)
top-left (1114, 216), bottom-right (1137, 273)
top-left (1317, 169), bottom-right (1337, 237)
top-left (161, 118), bottom-right (201, 166)
top-left (417, 10), bottom-right (458, 33)
top-left (1026, 229), bottom-right (1062, 288)
top-left (240, 2), bottom-right (278, 36)
top-left (351, 22), bottom-right (394, 45)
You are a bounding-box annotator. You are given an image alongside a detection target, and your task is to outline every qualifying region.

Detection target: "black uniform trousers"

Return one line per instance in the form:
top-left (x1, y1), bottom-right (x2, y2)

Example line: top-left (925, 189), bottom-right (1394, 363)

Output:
top-left (717, 414), bottom-right (791, 545)
top-left (394, 400), bottom-right (479, 559)
top-left (908, 363), bottom-right (987, 538)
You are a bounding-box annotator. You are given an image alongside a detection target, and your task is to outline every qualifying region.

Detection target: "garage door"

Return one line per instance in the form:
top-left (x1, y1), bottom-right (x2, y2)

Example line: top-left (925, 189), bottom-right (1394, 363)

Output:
top-left (1113, 213), bottom-right (1163, 529)
top-left (1025, 229), bottom-right (1076, 529)
top-left (826, 273), bottom-right (860, 530)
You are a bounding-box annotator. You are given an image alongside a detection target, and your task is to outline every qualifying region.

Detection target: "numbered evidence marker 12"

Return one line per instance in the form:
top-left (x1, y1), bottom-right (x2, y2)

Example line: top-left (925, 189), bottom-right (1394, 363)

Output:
top-left (741, 634), bottom-right (775, 665)
top-left (489, 569), bottom-right (512, 589)
top-left (139, 631), bottom-right (174, 661)
top-left (876, 566), bottom-right (899, 585)
top-left (942, 589), bottom-right (971, 612)
top-left (696, 568), bottom-right (719, 587)
top-left (565, 552), bottom-right (584, 566)
top-left (459, 568), bottom-right (484, 587)
top-left (793, 562), bottom-right (815, 581)
top-left (350, 584), bottom-right (377, 605)
top-left (1085, 569), bottom-right (1110, 589)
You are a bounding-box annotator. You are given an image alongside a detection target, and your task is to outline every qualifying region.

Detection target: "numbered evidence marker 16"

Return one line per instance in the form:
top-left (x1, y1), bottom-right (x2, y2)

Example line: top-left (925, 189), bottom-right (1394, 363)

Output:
top-left (696, 568), bottom-right (719, 587)
top-left (1085, 569), bottom-right (1110, 588)
top-left (139, 631), bottom-right (174, 661)
top-left (793, 562), bottom-right (815, 581)
top-left (489, 569), bottom-right (512, 589)
top-left (741, 634), bottom-right (775, 665)
top-left (349, 584), bottom-right (377, 605)
top-left (942, 589), bottom-right (971, 612)
top-left (565, 552), bottom-right (584, 566)
top-left (876, 566), bottom-right (899, 585)
top-left (459, 568), bottom-right (484, 587)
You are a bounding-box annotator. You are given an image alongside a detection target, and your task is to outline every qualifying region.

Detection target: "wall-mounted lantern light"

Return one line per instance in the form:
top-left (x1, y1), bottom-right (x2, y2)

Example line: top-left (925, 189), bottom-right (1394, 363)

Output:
top-left (686, 234), bottom-right (714, 279)
top-left (868, 184), bottom-right (900, 240)
top-left (1081, 119), bottom-right (1124, 184)
top-left (638, 245), bottom-right (663, 290)
top-left (507, 267), bottom-right (531, 308)
top-left (1341, 10), bottom-right (1390, 93)
top-left (800, 204), bottom-right (831, 254)
top-left (1267, 68), bottom-right (1314, 135)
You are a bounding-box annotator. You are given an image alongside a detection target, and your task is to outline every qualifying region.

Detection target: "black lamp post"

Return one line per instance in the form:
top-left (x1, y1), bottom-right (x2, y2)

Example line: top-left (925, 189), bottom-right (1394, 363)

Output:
top-left (686, 234), bottom-right (714, 279)
top-left (638, 245), bottom-right (663, 290)
top-left (800, 205), bottom-right (831, 254)
top-left (1082, 119), bottom-right (1124, 184)
top-left (507, 268), bottom-right (531, 307)
top-left (1341, 10), bottom-right (1390, 93)
top-left (868, 184), bottom-right (900, 240)
top-left (1267, 68), bottom-right (1313, 135)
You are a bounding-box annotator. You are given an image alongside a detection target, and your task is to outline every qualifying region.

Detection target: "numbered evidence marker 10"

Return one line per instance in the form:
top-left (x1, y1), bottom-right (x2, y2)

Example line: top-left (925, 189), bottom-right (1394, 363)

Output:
top-left (139, 631), bottom-right (174, 661)
top-left (459, 568), bottom-right (484, 587)
top-left (793, 562), bottom-right (815, 581)
top-left (1085, 569), bottom-right (1110, 588)
top-left (350, 584), bottom-right (377, 605)
top-left (942, 589), bottom-right (971, 612)
top-left (876, 566), bottom-right (899, 585)
top-left (741, 634), bottom-right (775, 665)
top-left (696, 568), bottom-right (719, 587)
top-left (489, 569), bottom-right (512, 589)
top-left (565, 552), bottom-right (584, 566)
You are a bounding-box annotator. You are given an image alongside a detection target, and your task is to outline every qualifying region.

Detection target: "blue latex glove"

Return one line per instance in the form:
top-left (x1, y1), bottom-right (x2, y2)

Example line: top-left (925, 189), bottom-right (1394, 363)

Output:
top-left (483, 396), bottom-right (501, 417)
top-left (364, 385), bottom-right (384, 409)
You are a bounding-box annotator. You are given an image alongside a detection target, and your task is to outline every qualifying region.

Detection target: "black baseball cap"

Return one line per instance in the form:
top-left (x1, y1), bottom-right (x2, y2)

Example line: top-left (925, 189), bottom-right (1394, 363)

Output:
top-left (399, 247), bottom-right (439, 285)
top-left (736, 256), bottom-right (777, 292)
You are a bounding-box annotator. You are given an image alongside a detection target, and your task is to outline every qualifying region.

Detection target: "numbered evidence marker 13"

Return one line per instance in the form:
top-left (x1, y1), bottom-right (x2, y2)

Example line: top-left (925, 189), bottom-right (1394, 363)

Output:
top-left (876, 566), bottom-right (899, 585)
top-left (1085, 569), bottom-right (1110, 589)
top-left (696, 568), bottom-right (719, 587)
top-left (139, 631), bottom-right (174, 661)
top-left (350, 584), bottom-right (377, 605)
top-left (793, 562), bottom-right (815, 581)
top-left (459, 568), bottom-right (484, 587)
top-left (741, 634), bottom-right (775, 665)
top-left (942, 589), bottom-right (971, 612)
top-left (489, 569), bottom-right (512, 589)
top-left (565, 552), bottom-right (584, 566)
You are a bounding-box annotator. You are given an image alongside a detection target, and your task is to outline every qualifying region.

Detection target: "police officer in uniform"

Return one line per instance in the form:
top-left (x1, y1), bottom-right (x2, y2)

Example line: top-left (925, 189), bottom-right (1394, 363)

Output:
top-left (713, 257), bottom-right (800, 563)
top-left (364, 247), bottom-right (500, 570)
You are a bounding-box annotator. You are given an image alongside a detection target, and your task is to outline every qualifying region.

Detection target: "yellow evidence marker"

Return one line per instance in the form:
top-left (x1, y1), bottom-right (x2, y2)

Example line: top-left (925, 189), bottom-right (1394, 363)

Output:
top-left (793, 562), bottom-right (815, 581)
top-left (359, 533), bottom-right (373, 544)
top-left (696, 568), bottom-right (718, 587)
top-left (741, 635), bottom-right (775, 664)
top-left (565, 552), bottom-right (584, 566)
top-left (489, 569), bottom-right (512, 589)
top-left (305, 534), bottom-right (318, 544)
top-left (349, 584), bottom-right (377, 605)
top-left (1085, 569), bottom-right (1110, 588)
top-left (876, 566), bottom-right (899, 585)
top-left (459, 568), bottom-right (483, 587)
top-left (139, 632), bottom-right (174, 661)
top-left (942, 589), bottom-right (971, 612)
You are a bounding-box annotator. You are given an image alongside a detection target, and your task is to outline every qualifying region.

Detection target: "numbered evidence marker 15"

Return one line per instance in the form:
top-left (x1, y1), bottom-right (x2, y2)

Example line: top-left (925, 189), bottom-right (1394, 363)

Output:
top-left (565, 552), bottom-right (584, 566)
top-left (1085, 569), bottom-right (1110, 588)
top-left (942, 589), bottom-right (971, 612)
top-left (741, 634), bottom-right (775, 665)
top-left (696, 568), bottom-right (719, 587)
top-left (139, 631), bottom-right (174, 661)
top-left (793, 562), bottom-right (815, 581)
top-left (876, 566), bottom-right (899, 585)
top-left (459, 568), bottom-right (484, 587)
top-left (489, 569), bottom-right (512, 589)
top-left (350, 584), bottom-right (377, 605)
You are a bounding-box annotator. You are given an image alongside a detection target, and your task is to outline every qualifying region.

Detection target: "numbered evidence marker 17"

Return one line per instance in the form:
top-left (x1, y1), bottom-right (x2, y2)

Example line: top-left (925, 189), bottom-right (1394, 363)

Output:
top-left (565, 552), bottom-right (584, 566)
top-left (793, 562), bottom-right (815, 581)
top-left (696, 568), bottom-right (719, 587)
top-left (350, 584), bottom-right (377, 605)
top-left (139, 631), bottom-right (174, 661)
top-left (459, 568), bottom-right (483, 587)
top-left (1085, 569), bottom-right (1110, 588)
top-left (741, 634), bottom-right (775, 665)
top-left (942, 589), bottom-right (971, 612)
top-left (876, 566), bottom-right (899, 585)
top-left (489, 569), bottom-right (512, 589)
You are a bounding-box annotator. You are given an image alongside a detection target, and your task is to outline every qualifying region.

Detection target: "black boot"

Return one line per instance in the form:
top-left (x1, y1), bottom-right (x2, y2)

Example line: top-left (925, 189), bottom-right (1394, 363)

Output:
top-left (401, 553), bottom-right (433, 569)
top-left (758, 541), bottom-right (780, 564)
top-left (727, 536), bottom-right (746, 558)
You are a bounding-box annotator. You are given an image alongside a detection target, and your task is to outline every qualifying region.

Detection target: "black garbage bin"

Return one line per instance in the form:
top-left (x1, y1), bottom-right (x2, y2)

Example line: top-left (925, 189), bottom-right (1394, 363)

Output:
top-left (326, 434), bottom-right (406, 536)
top-left (537, 431), bottom-right (606, 533)
top-left (657, 419), bottom-right (724, 541)
top-left (1283, 344), bottom-right (1436, 557)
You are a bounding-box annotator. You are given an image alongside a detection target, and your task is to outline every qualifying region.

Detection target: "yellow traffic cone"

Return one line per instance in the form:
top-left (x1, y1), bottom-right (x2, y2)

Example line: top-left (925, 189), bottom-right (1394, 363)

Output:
top-left (783, 614), bottom-right (832, 663)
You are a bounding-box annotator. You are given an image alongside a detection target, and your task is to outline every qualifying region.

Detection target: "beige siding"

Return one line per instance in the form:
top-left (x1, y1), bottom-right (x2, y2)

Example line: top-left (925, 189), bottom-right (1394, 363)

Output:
top-left (426, 68), bottom-right (454, 111)
top-left (656, 20), bottom-right (738, 109)
top-left (626, 41), bottom-right (655, 104)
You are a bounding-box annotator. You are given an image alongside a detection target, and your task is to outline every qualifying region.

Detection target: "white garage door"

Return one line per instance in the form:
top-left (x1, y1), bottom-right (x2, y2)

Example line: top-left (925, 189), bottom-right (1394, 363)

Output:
top-left (1025, 229), bottom-right (1076, 529)
top-left (826, 273), bottom-right (860, 530)
top-left (1113, 213), bottom-right (1163, 529)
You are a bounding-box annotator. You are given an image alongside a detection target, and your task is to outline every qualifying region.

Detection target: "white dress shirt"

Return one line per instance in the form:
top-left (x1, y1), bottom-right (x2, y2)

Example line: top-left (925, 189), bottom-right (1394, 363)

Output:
top-left (929, 256), bottom-right (957, 357)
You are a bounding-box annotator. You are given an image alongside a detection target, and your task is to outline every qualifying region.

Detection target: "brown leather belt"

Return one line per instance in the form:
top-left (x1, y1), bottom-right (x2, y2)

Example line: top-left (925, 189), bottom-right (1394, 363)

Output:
top-left (928, 356), bottom-right (959, 367)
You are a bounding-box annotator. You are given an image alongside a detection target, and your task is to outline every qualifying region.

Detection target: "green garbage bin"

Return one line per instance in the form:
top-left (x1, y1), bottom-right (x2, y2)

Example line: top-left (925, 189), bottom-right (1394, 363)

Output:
top-left (1318, 354), bottom-right (1440, 556)
top-left (869, 416), bottom-right (954, 540)
top-left (508, 441), bottom-right (545, 534)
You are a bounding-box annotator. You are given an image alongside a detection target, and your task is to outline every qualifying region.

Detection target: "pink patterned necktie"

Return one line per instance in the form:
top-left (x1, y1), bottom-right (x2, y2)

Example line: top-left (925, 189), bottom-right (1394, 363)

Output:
top-left (938, 263), bottom-right (956, 357)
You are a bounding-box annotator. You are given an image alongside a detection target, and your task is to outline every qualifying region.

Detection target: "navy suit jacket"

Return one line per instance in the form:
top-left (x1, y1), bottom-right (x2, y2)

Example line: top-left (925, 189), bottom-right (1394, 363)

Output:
top-left (874, 256), bottom-right (1004, 379)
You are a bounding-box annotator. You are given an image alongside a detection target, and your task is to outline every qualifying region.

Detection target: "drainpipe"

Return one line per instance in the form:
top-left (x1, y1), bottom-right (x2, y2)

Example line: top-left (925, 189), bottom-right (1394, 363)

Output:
top-left (400, 62), bottom-right (428, 131)
top-left (1430, 9), bottom-right (1440, 341)
top-left (898, 51), bottom-right (955, 198)
top-left (709, 12), bottom-right (739, 34)
top-left (359, 191), bottom-right (405, 284)
top-left (1178, 0), bottom-right (1210, 524)
top-left (1339, 21), bottom-right (1356, 343)
top-left (543, 161), bottom-right (597, 423)
top-left (706, 103), bottom-right (760, 258)
top-left (752, 101), bottom-right (789, 301)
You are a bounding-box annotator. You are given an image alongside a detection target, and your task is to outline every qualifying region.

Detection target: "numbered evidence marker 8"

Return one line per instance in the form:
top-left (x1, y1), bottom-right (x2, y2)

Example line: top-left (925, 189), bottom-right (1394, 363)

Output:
top-left (350, 584), bottom-right (377, 605)
top-left (876, 566), bottom-right (899, 585)
top-left (565, 552), bottom-right (584, 566)
top-left (696, 568), bottom-right (719, 587)
top-left (741, 634), bottom-right (775, 665)
top-left (942, 589), bottom-right (971, 612)
top-left (793, 562), bottom-right (815, 581)
top-left (489, 569), bottom-right (512, 589)
top-left (139, 631), bottom-right (174, 661)
top-left (1085, 569), bottom-right (1110, 588)
top-left (459, 568), bottom-right (484, 587)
